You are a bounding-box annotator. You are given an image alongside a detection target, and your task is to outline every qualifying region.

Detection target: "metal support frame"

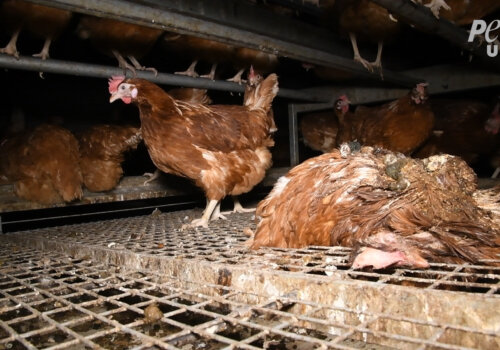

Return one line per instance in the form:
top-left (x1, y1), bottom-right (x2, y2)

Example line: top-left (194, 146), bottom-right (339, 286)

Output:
top-left (24, 0), bottom-right (418, 87)
top-left (288, 102), bottom-right (334, 166)
top-left (0, 55), bottom-right (328, 101)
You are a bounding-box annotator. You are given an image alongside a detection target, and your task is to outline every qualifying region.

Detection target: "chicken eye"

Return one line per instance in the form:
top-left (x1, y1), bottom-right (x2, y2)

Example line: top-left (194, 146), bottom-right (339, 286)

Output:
top-left (120, 85), bottom-right (125, 90)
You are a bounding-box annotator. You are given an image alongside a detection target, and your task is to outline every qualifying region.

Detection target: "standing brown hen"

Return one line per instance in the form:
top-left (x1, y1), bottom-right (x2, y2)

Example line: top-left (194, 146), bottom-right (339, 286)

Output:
top-left (0, 125), bottom-right (82, 204)
top-left (336, 84), bottom-right (434, 155)
top-left (250, 144), bottom-right (500, 269)
top-left (77, 16), bottom-right (162, 76)
top-left (108, 74), bottom-right (279, 227)
top-left (78, 125), bottom-right (142, 192)
top-left (0, 0), bottom-right (72, 59)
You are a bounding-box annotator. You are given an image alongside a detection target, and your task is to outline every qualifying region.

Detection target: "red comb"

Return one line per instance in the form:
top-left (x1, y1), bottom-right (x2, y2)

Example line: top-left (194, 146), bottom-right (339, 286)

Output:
top-left (249, 65), bottom-right (255, 78)
top-left (339, 94), bottom-right (350, 102)
top-left (108, 76), bottom-right (125, 94)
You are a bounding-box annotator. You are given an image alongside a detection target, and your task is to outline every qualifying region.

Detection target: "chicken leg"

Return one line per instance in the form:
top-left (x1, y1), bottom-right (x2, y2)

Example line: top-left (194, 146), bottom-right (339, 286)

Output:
top-left (222, 196), bottom-right (256, 214)
top-left (33, 37), bottom-right (52, 60)
top-left (200, 63), bottom-right (217, 80)
top-left (188, 198), bottom-right (219, 228)
top-left (143, 169), bottom-right (161, 185)
top-left (0, 28), bottom-right (21, 59)
top-left (423, 0), bottom-right (450, 18)
top-left (112, 50), bottom-right (138, 76)
top-left (175, 60), bottom-right (199, 77)
top-left (227, 68), bottom-right (246, 84)
top-left (349, 33), bottom-right (383, 77)
top-left (128, 55), bottom-right (158, 76)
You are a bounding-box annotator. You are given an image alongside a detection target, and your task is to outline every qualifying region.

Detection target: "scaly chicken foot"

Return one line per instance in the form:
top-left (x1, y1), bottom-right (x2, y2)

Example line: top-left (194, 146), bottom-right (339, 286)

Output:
top-left (182, 199), bottom-right (219, 229)
top-left (0, 29), bottom-right (21, 59)
top-left (200, 63), bottom-right (217, 80)
top-left (112, 50), bottom-right (138, 77)
top-left (221, 196), bottom-right (256, 214)
top-left (128, 55), bottom-right (158, 76)
top-left (227, 68), bottom-right (247, 84)
top-left (349, 33), bottom-right (383, 77)
top-left (143, 169), bottom-right (161, 186)
top-left (33, 37), bottom-right (52, 60)
top-left (175, 60), bottom-right (199, 77)
top-left (423, 0), bottom-right (450, 18)
top-left (211, 202), bottom-right (228, 220)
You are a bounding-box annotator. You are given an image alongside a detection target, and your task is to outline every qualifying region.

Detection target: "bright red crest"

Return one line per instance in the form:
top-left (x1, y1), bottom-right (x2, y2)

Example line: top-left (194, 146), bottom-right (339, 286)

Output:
top-left (108, 76), bottom-right (125, 94)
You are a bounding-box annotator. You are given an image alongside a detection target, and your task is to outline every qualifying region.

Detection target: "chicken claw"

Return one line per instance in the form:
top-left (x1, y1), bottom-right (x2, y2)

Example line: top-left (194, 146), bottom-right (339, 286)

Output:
top-left (128, 55), bottom-right (158, 76)
top-left (416, 0), bottom-right (450, 18)
top-left (0, 29), bottom-right (21, 59)
top-left (32, 38), bottom-right (51, 60)
top-left (175, 60), bottom-right (199, 77)
top-left (227, 68), bottom-right (247, 84)
top-left (143, 169), bottom-right (160, 185)
top-left (221, 196), bottom-right (256, 214)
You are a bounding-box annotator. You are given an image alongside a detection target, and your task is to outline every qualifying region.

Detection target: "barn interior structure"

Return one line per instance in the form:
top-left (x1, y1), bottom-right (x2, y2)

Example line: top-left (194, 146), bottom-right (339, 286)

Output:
top-left (0, 0), bottom-right (499, 349)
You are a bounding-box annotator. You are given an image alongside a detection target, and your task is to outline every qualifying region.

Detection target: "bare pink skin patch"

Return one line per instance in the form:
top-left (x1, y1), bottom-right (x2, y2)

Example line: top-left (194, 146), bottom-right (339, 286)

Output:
top-left (352, 247), bottom-right (429, 270)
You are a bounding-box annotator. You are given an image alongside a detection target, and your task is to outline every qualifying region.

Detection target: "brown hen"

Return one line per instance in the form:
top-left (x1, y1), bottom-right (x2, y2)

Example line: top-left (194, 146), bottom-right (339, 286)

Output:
top-left (251, 144), bottom-right (500, 269)
top-left (108, 74), bottom-right (279, 227)
top-left (78, 125), bottom-right (142, 192)
top-left (0, 125), bottom-right (82, 204)
top-left (336, 84), bottom-right (434, 155)
top-left (414, 99), bottom-right (500, 165)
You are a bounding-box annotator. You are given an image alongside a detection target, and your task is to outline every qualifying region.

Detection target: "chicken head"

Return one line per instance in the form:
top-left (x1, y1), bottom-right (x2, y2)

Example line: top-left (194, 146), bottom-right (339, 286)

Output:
top-left (109, 76), bottom-right (137, 104)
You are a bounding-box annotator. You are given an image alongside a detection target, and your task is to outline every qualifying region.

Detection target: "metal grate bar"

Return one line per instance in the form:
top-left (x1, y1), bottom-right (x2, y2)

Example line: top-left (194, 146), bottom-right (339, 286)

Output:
top-left (0, 210), bottom-right (499, 349)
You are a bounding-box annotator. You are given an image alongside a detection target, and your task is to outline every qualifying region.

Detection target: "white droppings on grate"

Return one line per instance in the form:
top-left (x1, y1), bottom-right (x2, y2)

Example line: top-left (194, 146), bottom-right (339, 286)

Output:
top-left (0, 243), bottom-right (498, 350)
top-left (6, 210), bottom-right (500, 295)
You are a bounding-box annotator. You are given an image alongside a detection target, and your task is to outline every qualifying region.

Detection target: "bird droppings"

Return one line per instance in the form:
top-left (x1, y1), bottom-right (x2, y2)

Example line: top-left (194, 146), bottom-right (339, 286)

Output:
top-left (0, 211), bottom-right (498, 349)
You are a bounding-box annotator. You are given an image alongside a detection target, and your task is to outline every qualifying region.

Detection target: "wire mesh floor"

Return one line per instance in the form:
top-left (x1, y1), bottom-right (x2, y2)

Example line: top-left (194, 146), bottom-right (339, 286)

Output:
top-left (0, 209), bottom-right (499, 349)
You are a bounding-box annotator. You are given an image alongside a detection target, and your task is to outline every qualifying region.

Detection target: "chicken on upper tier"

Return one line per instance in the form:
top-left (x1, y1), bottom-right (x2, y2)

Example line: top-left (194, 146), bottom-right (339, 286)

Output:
top-left (329, 0), bottom-right (400, 75)
top-left (77, 15), bottom-right (162, 76)
top-left (108, 74), bottom-right (279, 227)
top-left (336, 83), bottom-right (434, 155)
top-left (250, 143), bottom-right (500, 269)
top-left (0, 0), bottom-right (72, 59)
top-left (78, 125), bottom-right (142, 192)
top-left (0, 124), bottom-right (82, 205)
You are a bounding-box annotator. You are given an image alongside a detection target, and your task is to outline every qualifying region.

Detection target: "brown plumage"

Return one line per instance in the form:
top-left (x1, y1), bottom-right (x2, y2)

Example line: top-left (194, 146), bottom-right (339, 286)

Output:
top-left (168, 87), bottom-right (212, 105)
top-left (108, 74), bottom-right (279, 227)
top-left (243, 67), bottom-right (277, 134)
top-left (0, 124), bottom-right (82, 204)
top-left (332, 0), bottom-right (400, 74)
top-left (251, 144), bottom-right (500, 269)
top-left (336, 84), bottom-right (435, 155)
top-left (414, 99), bottom-right (500, 164)
top-left (300, 111), bottom-right (338, 153)
top-left (78, 125), bottom-right (142, 192)
top-left (77, 16), bottom-right (162, 76)
top-left (0, 0), bottom-right (72, 59)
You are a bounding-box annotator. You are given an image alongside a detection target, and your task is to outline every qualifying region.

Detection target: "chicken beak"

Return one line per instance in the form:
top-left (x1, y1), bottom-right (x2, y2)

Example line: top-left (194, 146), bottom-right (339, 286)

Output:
top-left (109, 92), bottom-right (120, 103)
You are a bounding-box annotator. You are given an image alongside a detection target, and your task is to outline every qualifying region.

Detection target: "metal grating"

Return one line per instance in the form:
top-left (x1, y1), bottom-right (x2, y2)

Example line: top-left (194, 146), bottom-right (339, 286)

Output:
top-left (4, 210), bottom-right (500, 295)
top-left (0, 209), bottom-right (499, 349)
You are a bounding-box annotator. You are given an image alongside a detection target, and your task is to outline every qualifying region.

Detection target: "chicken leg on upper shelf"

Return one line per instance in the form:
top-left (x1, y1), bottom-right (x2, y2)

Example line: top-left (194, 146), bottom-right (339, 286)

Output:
top-left (77, 16), bottom-right (162, 77)
top-left (328, 0), bottom-right (400, 78)
top-left (0, 0), bottom-right (72, 60)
